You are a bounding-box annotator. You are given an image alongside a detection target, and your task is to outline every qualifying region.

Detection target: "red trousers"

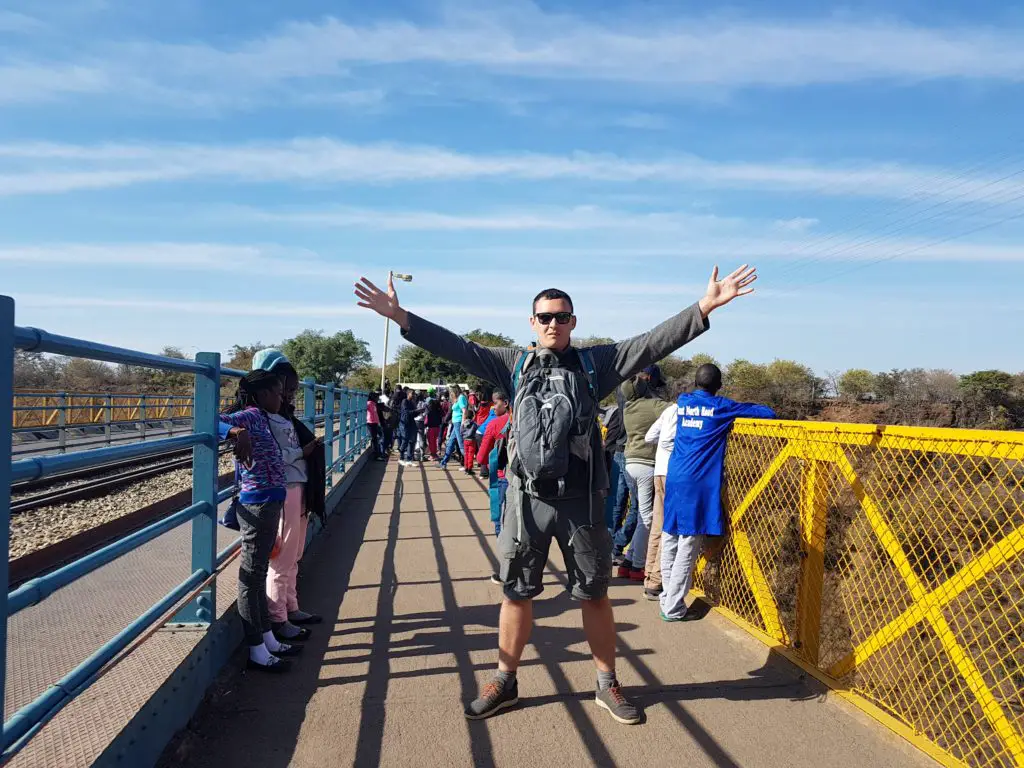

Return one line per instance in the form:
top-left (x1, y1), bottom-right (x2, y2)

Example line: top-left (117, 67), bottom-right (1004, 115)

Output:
top-left (426, 426), bottom-right (440, 457)
top-left (464, 439), bottom-right (476, 470)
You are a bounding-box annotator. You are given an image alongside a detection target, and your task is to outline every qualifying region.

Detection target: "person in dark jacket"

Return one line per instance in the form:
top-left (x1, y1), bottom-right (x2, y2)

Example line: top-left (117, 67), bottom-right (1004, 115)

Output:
top-left (398, 390), bottom-right (424, 466)
top-left (601, 402), bottom-right (628, 533)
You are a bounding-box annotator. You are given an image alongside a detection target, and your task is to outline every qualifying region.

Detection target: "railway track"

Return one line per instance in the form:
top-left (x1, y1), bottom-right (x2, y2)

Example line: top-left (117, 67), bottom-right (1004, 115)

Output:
top-left (10, 445), bottom-right (231, 515)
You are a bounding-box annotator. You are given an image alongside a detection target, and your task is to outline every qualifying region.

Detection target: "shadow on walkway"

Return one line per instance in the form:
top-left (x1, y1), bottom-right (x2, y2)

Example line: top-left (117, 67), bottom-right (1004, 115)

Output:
top-left (159, 460), bottom-right (909, 768)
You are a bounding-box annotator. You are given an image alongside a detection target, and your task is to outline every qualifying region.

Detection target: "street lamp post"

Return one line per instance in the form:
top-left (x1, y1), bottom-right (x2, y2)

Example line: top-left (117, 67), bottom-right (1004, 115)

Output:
top-left (380, 271), bottom-right (413, 390)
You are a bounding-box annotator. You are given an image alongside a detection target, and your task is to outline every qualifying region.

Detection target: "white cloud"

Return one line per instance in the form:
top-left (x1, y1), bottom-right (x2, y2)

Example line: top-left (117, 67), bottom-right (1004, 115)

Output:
top-left (774, 217), bottom-right (818, 232)
top-left (4, 138), bottom-right (1024, 207)
top-left (6, 8), bottom-right (1024, 109)
top-left (236, 204), bottom-right (738, 232)
top-left (101, 13), bottom-right (1024, 91)
top-left (12, 293), bottom-right (525, 320)
top-left (0, 242), bottom-right (358, 279)
top-left (613, 112), bottom-right (671, 131)
top-left (0, 11), bottom-right (42, 33)
top-left (0, 63), bottom-right (109, 104)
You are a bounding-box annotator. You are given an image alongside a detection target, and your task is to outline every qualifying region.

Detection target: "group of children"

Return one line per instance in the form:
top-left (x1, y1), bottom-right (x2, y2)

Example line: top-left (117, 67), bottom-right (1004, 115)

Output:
top-left (218, 350), bottom-right (324, 673)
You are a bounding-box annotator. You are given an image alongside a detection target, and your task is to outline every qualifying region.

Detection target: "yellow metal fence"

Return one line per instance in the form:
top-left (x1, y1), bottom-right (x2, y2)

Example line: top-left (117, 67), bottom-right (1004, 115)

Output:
top-left (695, 420), bottom-right (1024, 768)
top-left (12, 392), bottom-right (235, 429)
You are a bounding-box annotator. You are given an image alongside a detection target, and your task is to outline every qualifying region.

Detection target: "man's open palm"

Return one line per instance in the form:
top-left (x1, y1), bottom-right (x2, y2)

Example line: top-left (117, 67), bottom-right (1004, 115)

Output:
top-left (704, 264), bottom-right (757, 310)
top-left (354, 275), bottom-right (400, 320)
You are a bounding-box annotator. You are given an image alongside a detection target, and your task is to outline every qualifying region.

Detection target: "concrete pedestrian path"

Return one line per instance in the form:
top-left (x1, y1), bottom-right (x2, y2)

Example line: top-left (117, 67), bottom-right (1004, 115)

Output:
top-left (166, 460), bottom-right (935, 768)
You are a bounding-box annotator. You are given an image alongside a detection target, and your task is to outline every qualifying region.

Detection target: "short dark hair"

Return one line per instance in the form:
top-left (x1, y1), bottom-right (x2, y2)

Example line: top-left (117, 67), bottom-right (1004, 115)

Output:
top-left (493, 391), bottom-right (509, 403)
top-left (694, 364), bottom-right (723, 395)
top-left (532, 288), bottom-right (574, 314)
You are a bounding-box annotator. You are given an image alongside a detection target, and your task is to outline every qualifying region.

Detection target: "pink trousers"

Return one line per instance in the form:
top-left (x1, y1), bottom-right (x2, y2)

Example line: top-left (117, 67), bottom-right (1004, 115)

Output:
top-left (267, 484), bottom-right (307, 623)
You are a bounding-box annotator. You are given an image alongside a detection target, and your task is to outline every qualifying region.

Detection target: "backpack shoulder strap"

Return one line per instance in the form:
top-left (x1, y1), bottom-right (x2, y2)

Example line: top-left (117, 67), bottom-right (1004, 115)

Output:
top-left (575, 347), bottom-right (598, 399)
top-left (511, 344), bottom-right (536, 399)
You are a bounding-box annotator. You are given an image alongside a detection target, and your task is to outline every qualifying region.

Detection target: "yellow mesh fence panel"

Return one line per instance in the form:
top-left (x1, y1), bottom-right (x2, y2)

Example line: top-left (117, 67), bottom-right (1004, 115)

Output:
top-left (12, 393), bottom-right (237, 428)
top-left (695, 420), bottom-right (1024, 768)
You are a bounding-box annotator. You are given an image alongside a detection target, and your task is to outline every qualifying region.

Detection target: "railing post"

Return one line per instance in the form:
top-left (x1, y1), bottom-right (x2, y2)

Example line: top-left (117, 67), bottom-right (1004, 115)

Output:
top-left (1, 297), bottom-right (15, 725)
top-left (339, 388), bottom-right (350, 466)
top-left (359, 391), bottom-right (368, 447)
top-left (172, 352), bottom-right (220, 624)
top-left (140, 394), bottom-right (148, 443)
top-left (324, 384), bottom-right (336, 487)
top-left (302, 378), bottom-right (315, 430)
top-left (57, 392), bottom-right (67, 454)
top-left (104, 394), bottom-right (112, 447)
top-left (795, 447), bottom-right (830, 665)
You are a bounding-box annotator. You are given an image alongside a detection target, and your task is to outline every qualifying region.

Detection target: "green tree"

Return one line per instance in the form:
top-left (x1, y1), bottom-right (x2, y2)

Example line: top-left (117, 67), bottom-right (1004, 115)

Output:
top-left (574, 335), bottom-right (614, 348)
top-left (281, 329), bottom-right (371, 384)
top-left (689, 352), bottom-right (719, 369)
top-left (465, 329), bottom-right (516, 347)
top-left (657, 355), bottom-right (693, 384)
top-left (391, 329), bottom-right (516, 389)
top-left (767, 359), bottom-right (820, 404)
top-left (394, 344), bottom-right (468, 385)
top-left (345, 362), bottom-right (400, 392)
top-left (959, 370), bottom-right (1014, 411)
top-left (724, 359), bottom-right (772, 402)
top-left (839, 369), bottom-right (875, 401)
top-left (225, 343), bottom-right (264, 373)
top-left (13, 350), bottom-right (63, 390)
top-left (874, 369), bottom-right (906, 401)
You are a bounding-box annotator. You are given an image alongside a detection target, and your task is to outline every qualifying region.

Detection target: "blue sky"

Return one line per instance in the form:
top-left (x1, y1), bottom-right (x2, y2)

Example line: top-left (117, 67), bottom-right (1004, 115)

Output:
top-left (2, 0), bottom-right (1024, 375)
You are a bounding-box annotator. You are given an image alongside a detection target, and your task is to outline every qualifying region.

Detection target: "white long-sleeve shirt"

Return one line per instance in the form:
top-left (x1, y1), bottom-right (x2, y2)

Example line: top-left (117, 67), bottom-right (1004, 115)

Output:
top-left (645, 403), bottom-right (678, 477)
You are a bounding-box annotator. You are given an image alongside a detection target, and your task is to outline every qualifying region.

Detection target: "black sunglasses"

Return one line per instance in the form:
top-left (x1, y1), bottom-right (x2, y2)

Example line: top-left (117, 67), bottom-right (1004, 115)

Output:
top-left (534, 312), bottom-right (573, 326)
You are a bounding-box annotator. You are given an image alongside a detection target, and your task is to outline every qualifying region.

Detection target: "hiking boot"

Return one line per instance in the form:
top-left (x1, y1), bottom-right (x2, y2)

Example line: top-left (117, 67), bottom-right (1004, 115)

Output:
top-left (594, 683), bottom-right (641, 725)
top-left (465, 677), bottom-right (519, 720)
top-left (643, 587), bottom-right (662, 601)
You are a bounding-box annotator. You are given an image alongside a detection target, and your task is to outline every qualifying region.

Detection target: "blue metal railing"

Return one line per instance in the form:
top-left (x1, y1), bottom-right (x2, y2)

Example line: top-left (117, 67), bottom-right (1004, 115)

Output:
top-left (1, 296), bottom-right (370, 761)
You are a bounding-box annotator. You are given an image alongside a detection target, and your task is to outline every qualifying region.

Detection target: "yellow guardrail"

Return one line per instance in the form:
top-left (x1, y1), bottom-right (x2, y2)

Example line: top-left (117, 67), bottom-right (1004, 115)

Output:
top-left (694, 420), bottom-right (1024, 768)
top-left (12, 393), bottom-right (235, 429)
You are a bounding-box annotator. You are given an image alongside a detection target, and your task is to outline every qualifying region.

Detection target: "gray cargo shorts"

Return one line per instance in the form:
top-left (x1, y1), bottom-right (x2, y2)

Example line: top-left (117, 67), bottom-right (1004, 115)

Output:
top-left (497, 483), bottom-right (613, 601)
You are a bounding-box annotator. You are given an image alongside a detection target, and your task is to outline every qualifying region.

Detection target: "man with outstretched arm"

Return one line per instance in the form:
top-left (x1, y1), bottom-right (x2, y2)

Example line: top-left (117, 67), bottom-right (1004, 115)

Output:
top-left (354, 265), bottom-right (757, 725)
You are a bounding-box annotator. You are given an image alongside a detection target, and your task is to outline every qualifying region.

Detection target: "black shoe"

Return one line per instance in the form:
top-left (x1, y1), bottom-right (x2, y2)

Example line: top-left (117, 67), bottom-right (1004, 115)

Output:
top-left (274, 626), bottom-right (311, 644)
top-left (272, 643), bottom-right (304, 657)
top-left (246, 656), bottom-right (291, 673)
top-left (643, 587), bottom-right (662, 601)
top-left (288, 611), bottom-right (323, 625)
top-left (465, 677), bottom-right (519, 720)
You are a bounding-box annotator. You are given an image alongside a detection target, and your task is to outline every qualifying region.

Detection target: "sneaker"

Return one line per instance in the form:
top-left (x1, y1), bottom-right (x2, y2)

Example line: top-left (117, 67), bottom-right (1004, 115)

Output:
top-left (594, 683), bottom-right (641, 725)
top-left (643, 587), bottom-right (662, 601)
top-left (465, 677), bottom-right (519, 720)
top-left (490, 573), bottom-right (503, 585)
top-left (612, 554), bottom-right (627, 567)
top-left (629, 568), bottom-right (646, 582)
top-left (615, 564), bottom-right (633, 579)
top-left (660, 611), bottom-right (684, 622)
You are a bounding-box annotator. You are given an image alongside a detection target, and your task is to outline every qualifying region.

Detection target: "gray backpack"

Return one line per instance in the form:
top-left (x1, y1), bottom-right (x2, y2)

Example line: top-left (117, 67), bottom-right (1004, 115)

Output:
top-left (507, 345), bottom-right (598, 498)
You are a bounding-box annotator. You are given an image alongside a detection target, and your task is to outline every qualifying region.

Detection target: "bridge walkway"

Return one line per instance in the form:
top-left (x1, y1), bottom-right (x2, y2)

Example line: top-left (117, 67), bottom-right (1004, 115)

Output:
top-left (165, 460), bottom-right (934, 768)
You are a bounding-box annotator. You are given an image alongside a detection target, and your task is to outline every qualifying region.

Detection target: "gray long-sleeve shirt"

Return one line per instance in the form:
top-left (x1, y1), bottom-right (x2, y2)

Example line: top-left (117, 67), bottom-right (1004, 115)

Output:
top-left (401, 303), bottom-right (709, 493)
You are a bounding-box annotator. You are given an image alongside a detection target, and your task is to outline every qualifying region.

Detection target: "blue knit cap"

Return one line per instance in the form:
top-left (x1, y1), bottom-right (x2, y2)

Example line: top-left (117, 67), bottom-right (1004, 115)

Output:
top-left (642, 364), bottom-right (662, 383)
